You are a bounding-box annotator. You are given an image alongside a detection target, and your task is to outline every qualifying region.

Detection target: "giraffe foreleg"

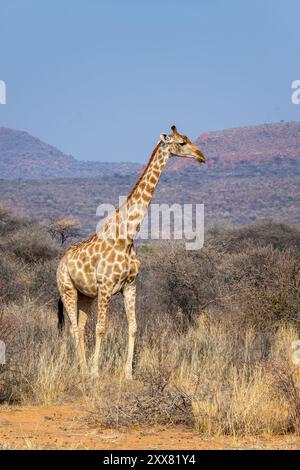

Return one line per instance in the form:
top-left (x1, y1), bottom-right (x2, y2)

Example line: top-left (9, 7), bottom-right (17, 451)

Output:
top-left (91, 287), bottom-right (110, 377)
top-left (123, 281), bottom-right (137, 380)
top-left (77, 294), bottom-right (93, 372)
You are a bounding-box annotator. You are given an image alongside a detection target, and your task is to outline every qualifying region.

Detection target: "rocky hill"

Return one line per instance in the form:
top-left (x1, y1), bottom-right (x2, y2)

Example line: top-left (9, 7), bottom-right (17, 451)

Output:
top-left (0, 122), bottom-right (299, 230)
top-left (1, 122), bottom-right (300, 180)
top-left (168, 121), bottom-right (300, 175)
top-left (0, 127), bottom-right (139, 179)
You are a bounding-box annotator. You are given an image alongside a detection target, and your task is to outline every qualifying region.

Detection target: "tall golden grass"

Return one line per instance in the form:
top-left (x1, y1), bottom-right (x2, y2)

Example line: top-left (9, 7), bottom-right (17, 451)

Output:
top-left (1, 303), bottom-right (299, 436)
top-left (0, 215), bottom-right (300, 436)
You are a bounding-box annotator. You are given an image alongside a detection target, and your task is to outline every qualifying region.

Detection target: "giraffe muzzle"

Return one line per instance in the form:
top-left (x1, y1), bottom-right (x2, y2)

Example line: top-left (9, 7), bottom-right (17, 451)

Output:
top-left (196, 151), bottom-right (206, 163)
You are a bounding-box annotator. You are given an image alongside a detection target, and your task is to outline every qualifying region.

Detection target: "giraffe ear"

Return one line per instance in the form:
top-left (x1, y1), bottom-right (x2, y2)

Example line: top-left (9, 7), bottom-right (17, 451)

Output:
top-left (160, 133), bottom-right (172, 144)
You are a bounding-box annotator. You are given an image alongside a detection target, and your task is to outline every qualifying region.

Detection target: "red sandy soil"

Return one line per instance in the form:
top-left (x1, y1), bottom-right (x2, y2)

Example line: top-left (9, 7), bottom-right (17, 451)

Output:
top-left (0, 402), bottom-right (299, 450)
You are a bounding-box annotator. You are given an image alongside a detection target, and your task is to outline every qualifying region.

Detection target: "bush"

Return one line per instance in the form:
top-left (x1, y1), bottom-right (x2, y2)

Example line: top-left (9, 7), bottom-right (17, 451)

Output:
top-left (87, 314), bottom-right (300, 435)
top-left (0, 214), bottom-right (300, 437)
top-left (138, 241), bottom-right (220, 324)
top-left (0, 304), bottom-right (81, 404)
top-left (207, 220), bottom-right (300, 253)
top-left (216, 244), bottom-right (300, 330)
top-left (10, 225), bottom-right (60, 263)
top-left (0, 212), bottom-right (63, 306)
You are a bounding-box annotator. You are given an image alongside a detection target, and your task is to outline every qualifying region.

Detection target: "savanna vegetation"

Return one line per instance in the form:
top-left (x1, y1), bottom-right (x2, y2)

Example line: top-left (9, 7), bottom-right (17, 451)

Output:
top-left (0, 206), bottom-right (300, 436)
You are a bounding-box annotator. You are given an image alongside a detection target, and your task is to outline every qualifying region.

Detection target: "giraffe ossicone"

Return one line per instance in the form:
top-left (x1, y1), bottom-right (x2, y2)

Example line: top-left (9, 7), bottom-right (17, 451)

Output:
top-left (56, 126), bottom-right (205, 379)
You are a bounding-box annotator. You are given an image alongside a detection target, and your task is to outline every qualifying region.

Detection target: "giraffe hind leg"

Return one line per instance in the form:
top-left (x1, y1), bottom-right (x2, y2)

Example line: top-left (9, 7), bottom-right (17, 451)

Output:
top-left (59, 275), bottom-right (87, 369)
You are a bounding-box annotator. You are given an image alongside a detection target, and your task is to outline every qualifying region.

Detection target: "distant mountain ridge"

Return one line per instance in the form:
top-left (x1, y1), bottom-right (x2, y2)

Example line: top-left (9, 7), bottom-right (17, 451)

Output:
top-left (0, 127), bottom-right (140, 179)
top-left (0, 122), bottom-right (299, 228)
top-left (0, 122), bottom-right (300, 180)
top-left (168, 121), bottom-right (300, 173)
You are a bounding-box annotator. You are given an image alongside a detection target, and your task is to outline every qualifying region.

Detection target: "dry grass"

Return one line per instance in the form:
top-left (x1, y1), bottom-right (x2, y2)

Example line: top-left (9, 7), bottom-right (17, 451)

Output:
top-left (0, 304), bottom-right (82, 404)
top-left (2, 304), bottom-right (299, 437)
top-left (0, 215), bottom-right (300, 437)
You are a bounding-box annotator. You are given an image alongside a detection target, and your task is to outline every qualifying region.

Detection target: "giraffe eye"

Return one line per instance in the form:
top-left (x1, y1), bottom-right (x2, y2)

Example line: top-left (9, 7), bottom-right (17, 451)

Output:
top-left (179, 142), bottom-right (186, 146)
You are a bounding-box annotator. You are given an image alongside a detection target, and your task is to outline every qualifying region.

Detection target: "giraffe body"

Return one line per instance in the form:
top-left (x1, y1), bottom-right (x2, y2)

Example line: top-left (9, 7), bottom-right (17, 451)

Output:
top-left (56, 126), bottom-right (205, 378)
top-left (57, 236), bottom-right (139, 299)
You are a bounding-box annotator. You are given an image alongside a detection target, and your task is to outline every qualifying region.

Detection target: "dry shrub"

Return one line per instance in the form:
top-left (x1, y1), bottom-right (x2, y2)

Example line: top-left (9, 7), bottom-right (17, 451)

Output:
top-left (90, 377), bottom-right (193, 429)
top-left (190, 362), bottom-right (290, 436)
top-left (181, 320), bottom-right (299, 436)
top-left (10, 225), bottom-right (60, 263)
top-left (0, 256), bottom-right (25, 303)
top-left (0, 300), bottom-right (299, 437)
top-left (217, 244), bottom-right (300, 330)
top-left (86, 315), bottom-right (195, 428)
top-left (138, 223), bottom-right (300, 330)
top-left (49, 217), bottom-right (81, 246)
top-left (268, 328), bottom-right (300, 435)
top-left (270, 364), bottom-right (300, 435)
top-left (139, 241), bottom-right (219, 323)
top-left (0, 215), bottom-right (300, 437)
top-left (207, 220), bottom-right (300, 253)
top-left (0, 304), bottom-right (81, 404)
top-left (87, 315), bottom-right (300, 436)
top-left (0, 212), bottom-right (63, 306)
top-left (0, 205), bottom-right (26, 236)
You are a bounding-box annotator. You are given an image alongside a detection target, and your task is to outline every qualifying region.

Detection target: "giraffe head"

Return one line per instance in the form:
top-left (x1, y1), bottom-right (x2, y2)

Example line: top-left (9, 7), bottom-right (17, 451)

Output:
top-left (160, 126), bottom-right (206, 163)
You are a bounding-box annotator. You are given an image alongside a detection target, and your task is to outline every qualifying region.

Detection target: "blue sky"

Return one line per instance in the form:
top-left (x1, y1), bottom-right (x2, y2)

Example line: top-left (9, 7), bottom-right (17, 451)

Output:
top-left (1, 0), bottom-right (300, 162)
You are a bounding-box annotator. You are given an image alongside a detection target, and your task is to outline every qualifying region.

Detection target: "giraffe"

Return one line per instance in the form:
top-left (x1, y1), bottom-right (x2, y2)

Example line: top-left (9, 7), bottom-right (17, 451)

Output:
top-left (56, 126), bottom-right (205, 379)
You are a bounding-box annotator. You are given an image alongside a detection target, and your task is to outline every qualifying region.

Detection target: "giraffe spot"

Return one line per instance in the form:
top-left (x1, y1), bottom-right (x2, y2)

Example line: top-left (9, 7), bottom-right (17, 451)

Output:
top-left (107, 251), bottom-right (116, 263)
top-left (83, 263), bottom-right (91, 273)
top-left (145, 186), bottom-right (153, 196)
top-left (91, 254), bottom-right (99, 265)
top-left (77, 272), bottom-right (85, 283)
top-left (112, 273), bottom-right (121, 283)
top-left (116, 239), bottom-right (126, 251)
top-left (114, 264), bottom-right (122, 273)
top-left (142, 194), bottom-right (150, 204)
top-left (101, 241), bottom-right (107, 251)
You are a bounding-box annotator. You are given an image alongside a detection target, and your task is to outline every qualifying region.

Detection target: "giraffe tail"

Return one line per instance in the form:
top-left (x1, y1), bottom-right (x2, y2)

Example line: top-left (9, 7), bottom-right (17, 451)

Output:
top-left (57, 297), bottom-right (65, 332)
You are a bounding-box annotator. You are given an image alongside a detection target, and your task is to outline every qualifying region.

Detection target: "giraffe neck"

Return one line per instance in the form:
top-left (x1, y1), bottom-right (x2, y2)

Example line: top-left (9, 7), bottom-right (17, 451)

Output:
top-left (100, 143), bottom-right (170, 243)
top-left (115, 143), bottom-right (170, 242)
